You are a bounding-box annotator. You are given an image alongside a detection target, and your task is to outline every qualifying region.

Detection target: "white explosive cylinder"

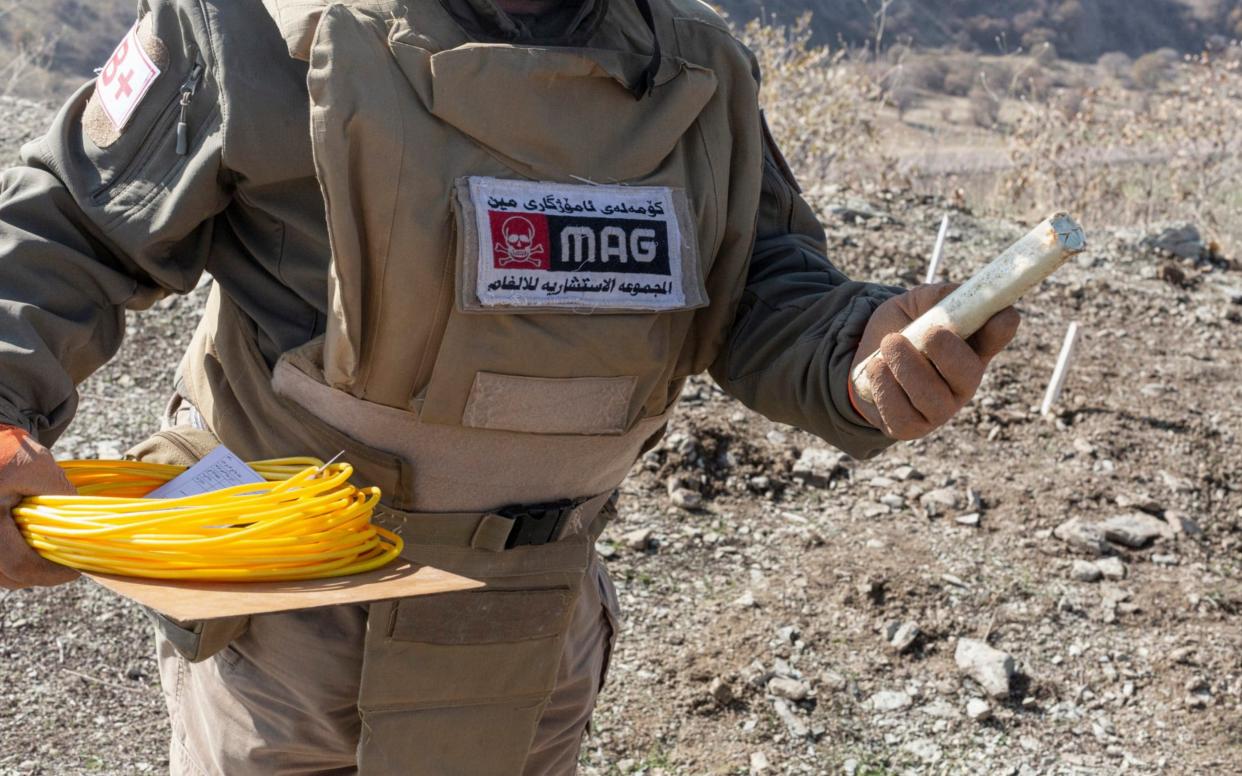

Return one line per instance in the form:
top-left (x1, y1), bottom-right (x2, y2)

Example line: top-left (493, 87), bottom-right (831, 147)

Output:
top-left (852, 213), bottom-right (1087, 404)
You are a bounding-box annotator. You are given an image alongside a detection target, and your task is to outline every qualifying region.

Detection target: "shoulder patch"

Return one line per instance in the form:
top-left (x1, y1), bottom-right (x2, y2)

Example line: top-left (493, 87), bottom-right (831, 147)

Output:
top-left (83, 16), bottom-right (169, 148)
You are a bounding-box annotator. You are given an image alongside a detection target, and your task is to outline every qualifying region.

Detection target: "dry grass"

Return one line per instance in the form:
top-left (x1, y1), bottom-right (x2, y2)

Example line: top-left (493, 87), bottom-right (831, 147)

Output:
top-left (1003, 48), bottom-right (1242, 247)
top-left (746, 17), bottom-right (1242, 251)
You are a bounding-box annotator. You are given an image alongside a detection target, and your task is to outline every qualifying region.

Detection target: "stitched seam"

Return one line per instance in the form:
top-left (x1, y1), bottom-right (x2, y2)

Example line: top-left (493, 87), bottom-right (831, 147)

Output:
top-left (355, 27), bottom-right (408, 393)
top-left (360, 690), bottom-right (553, 713)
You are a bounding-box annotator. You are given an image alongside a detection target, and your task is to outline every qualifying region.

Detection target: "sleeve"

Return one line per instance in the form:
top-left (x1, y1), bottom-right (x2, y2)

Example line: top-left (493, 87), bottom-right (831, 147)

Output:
top-left (0, 1), bottom-right (229, 444)
top-left (709, 114), bottom-right (903, 460)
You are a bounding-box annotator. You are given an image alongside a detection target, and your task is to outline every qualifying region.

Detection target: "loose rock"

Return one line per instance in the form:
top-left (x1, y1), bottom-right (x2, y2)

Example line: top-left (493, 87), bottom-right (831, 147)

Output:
top-left (669, 488), bottom-right (703, 510)
top-left (888, 622), bottom-right (921, 653)
top-left (966, 698), bottom-right (993, 721)
top-left (708, 677), bottom-right (734, 705)
top-left (1096, 557), bottom-right (1127, 580)
top-left (1101, 512), bottom-right (1170, 548)
top-left (920, 487), bottom-right (961, 516)
top-left (768, 676), bottom-right (811, 702)
top-left (1159, 470), bottom-right (1197, 494)
top-left (791, 447), bottom-right (845, 487)
top-left (1163, 511), bottom-right (1203, 536)
top-left (955, 638), bottom-right (1016, 699)
top-left (880, 493), bottom-right (906, 509)
top-left (1142, 224), bottom-right (1204, 260)
top-left (819, 669), bottom-right (848, 692)
top-left (1070, 560), bottom-right (1103, 582)
top-left (903, 739), bottom-right (943, 764)
top-left (1115, 493), bottom-right (1164, 514)
top-left (1054, 518), bottom-right (1110, 555)
top-left (870, 690), bottom-right (913, 711)
top-left (623, 528), bottom-right (654, 551)
top-left (772, 698), bottom-right (811, 737)
top-left (919, 700), bottom-right (959, 719)
top-left (749, 751), bottom-right (770, 775)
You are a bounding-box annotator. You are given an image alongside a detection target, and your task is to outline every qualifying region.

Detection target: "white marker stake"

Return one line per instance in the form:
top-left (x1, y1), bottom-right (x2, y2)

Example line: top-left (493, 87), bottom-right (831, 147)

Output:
top-left (852, 213), bottom-right (1087, 404)
top-left (1040, 322), bottom-right (1081, 417)
top-left (925, 213), bottom-right (950, 284)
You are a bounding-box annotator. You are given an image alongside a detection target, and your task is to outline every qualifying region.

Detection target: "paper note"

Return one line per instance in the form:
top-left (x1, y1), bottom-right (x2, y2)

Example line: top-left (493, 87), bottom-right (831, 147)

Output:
top-left (148, 445), bottom-right (264, 499)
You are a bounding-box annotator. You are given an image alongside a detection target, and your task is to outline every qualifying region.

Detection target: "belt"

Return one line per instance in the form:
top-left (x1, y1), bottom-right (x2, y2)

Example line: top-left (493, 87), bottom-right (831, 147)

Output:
top-left (375, 490), bottom-right (616, 553)
top-left (167, 393), bottom-right (614, 553)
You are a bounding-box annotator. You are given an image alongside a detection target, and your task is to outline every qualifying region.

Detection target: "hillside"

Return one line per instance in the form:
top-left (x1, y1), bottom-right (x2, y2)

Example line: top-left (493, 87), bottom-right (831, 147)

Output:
top-left (1, 92), bottom-right (1239, 773)
top-left (2, 0), bottom-right (1241, 102)
top-left (719, 0), bottom-right (1242, 59)
top-left (0, 0), bottom-right (130, 97)
top-left (0, 3), bottom-right (1239, 775)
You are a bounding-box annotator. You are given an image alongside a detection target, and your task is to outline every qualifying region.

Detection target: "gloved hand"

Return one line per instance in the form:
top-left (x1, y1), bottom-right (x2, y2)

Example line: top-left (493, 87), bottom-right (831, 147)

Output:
top-left (849, 283), bottom-right (1021, 441)
top-left (0, 425), bottom-right (79, 589)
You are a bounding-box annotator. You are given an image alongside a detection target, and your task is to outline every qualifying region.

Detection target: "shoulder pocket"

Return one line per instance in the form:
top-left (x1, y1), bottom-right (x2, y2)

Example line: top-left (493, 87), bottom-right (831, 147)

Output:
top-left (80, 14), bottom-right (210, 216)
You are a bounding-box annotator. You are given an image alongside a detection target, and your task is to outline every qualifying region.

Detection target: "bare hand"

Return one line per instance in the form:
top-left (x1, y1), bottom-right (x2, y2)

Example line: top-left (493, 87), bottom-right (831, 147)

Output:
top-left (0, 427), bottom-right (79, 589)
top-left (850, 284), bottom-right (1021, 440)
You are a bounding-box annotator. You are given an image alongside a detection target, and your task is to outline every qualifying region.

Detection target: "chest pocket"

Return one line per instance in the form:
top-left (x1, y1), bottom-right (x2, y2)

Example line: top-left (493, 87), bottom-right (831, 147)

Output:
top-left (388, 38), bottom-right (722, 435)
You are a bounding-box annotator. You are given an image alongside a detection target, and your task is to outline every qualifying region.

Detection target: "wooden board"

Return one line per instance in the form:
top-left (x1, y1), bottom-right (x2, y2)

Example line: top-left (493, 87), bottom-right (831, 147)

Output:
top-left (86, 561), bottom-right (482, 621)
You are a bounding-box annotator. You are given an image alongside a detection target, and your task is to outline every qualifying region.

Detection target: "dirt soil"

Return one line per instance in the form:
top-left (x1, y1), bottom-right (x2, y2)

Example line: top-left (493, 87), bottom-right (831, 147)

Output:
top-left (0, 96), bottom-right (1239, 775)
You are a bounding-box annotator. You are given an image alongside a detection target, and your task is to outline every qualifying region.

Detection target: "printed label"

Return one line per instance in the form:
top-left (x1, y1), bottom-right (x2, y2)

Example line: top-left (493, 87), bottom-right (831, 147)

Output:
top-left (96, 22), bottom-right (162, 132)
top-left (466, 177), bottom-right (701, 311)
top-left (147, 446), bottom-right (264, 499)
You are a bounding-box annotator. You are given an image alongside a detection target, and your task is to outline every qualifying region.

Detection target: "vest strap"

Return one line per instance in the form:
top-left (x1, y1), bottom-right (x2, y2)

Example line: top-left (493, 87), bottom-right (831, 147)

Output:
top-left (377, 490), bottom-right (615, 552)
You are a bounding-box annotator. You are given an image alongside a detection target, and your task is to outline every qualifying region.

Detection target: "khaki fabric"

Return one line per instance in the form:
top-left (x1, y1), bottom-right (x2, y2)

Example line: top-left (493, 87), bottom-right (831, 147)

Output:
top-left (126, 417), bottom-right (251, 663)
top-left (0, 1), bottom-right (899, 772)
top-left (158, 554), bottom-right (619, 776)
top-left (0, 0), bottom-right (894, 460)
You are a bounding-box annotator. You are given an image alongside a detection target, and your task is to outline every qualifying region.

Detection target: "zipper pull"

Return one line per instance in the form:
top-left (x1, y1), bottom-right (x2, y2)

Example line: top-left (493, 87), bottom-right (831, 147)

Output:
top-left (176, 65), bottom-right (204, 156)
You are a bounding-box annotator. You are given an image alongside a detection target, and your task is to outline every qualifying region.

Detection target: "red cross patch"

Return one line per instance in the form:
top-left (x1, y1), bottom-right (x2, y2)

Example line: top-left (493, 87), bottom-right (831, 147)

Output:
top-left (96, 22), bottom-right (162, 132)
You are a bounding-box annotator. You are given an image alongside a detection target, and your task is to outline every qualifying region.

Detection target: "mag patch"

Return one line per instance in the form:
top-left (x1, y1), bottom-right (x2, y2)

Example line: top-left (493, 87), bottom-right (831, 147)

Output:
top-left (457, 177), bottom-right (707, 313)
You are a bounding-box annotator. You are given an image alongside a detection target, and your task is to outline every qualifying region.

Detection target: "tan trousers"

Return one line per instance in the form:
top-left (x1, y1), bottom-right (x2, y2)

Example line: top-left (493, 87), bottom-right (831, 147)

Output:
top-left (157, 557), bottom-right (620, 775)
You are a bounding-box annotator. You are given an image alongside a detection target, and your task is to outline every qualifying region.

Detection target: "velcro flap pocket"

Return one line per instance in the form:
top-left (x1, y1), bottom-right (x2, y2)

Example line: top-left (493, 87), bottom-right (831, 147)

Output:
top-left (391, 589), bottom-right (574, 645)
top-left (462, 372), bottom-right (635, 435)
top-left (125, 426), bottom-right (221, 467)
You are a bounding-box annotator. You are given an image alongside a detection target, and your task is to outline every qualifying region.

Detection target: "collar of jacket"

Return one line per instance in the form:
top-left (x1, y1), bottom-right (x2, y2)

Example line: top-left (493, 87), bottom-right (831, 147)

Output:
top-left (438, 0), bottom-right (609, 45)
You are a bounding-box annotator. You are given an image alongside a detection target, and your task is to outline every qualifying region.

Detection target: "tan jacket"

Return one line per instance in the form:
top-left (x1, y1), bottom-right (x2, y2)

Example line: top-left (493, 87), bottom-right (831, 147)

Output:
top-left (0, 0), bottom-right (897, 464)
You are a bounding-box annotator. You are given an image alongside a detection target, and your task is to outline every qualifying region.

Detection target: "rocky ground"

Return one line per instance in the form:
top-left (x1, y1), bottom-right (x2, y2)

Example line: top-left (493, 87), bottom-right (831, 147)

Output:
top-left (0, 96), bottom-right (1239, 775)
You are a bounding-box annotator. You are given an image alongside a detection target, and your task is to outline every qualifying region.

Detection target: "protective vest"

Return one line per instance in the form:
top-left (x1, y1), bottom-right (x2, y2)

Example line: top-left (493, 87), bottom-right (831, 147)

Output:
top-left (180, 0), bottom-right (764, 514)
top-left (163, 2), bottom-right (772, 769)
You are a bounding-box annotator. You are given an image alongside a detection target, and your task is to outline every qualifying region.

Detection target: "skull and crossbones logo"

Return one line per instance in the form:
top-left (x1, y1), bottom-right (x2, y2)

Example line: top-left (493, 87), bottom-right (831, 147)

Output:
top-left (495, 216), bottom-right (545, 267)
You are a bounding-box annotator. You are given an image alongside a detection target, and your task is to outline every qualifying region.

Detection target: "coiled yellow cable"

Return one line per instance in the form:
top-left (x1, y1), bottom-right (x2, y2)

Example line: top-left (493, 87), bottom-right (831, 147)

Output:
top-left (14, 458), bottom-right (403, 582)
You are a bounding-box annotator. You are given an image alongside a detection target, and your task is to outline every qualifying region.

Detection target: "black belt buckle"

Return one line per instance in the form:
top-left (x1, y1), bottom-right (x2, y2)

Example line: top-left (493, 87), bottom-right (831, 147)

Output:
top-left (500, 499), bottom-right (576, 549)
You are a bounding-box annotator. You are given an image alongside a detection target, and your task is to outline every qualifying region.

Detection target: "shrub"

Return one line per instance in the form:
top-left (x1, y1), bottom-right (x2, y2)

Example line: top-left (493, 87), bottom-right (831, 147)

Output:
top-left (968, 85), bottom-right (1000, 127)
top-left (1097, 51), bottom-right (1132, 80)
top-left (942, 56), bottom-right (980, 95)
top-left (1002, 50), bottom-right (1242, 250)
top-left (1054, 88), bottom-right (1087, 119)
top-left (903, 57), bottom-right (948, 92)
top-left (1021, 27), bottom-right (1055, 51)
top-left (1012, 65), bottom-right (1053, 99)
top-left (738, 15), bottom-right (893, 188)
top-left (890, 83), bottom-right (920, 119)
top-left (1033, 41), bottom-right (1059, 67)
top-left (1132, 51), bottom-right (1174, 89)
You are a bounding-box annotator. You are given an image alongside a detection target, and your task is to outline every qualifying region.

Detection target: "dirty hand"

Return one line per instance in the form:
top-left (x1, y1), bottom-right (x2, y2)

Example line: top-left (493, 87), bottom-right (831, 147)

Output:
top-left (0, 426), bottom-right (78, 589)
top-left (849, 284), bottom-right (1021, 440)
